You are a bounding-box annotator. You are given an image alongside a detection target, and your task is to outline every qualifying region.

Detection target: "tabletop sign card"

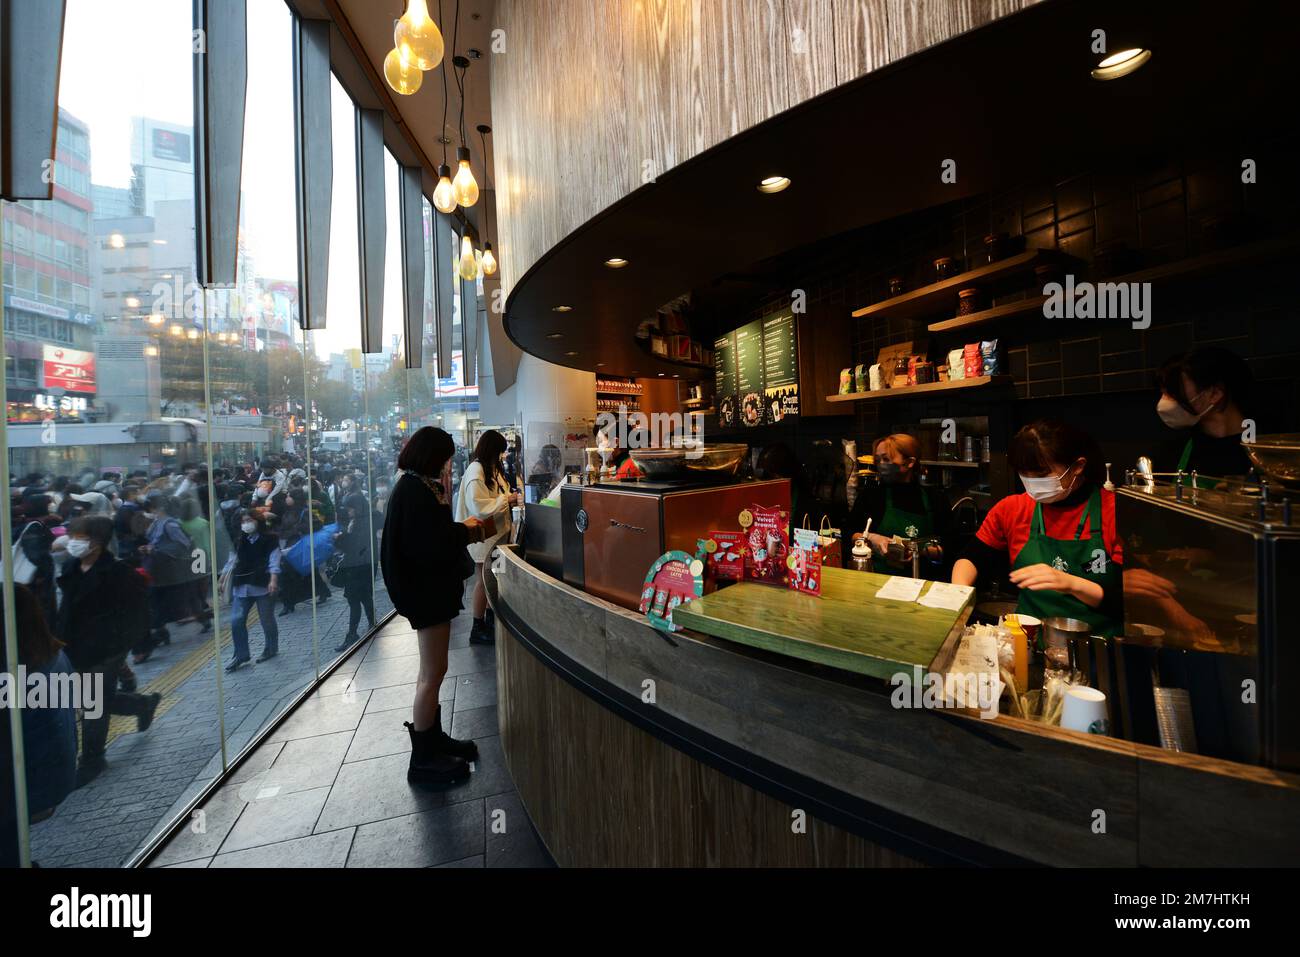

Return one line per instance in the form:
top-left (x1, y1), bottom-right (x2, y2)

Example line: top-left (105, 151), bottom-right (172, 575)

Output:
top-left (705, 531), bottom-right (746, 581)
top-left (762, 311), bottom-right (799, 423)
top-left (742, 504), bottom-right (790, 585)
top-left (639, 550), bottom-right (706, 633)
top-left (787, 527), bottom-right (823, 596)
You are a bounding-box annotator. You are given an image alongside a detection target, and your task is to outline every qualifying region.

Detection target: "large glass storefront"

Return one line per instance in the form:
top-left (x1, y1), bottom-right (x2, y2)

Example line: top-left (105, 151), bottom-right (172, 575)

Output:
top-left (1, 0), bottom-right (485, 867)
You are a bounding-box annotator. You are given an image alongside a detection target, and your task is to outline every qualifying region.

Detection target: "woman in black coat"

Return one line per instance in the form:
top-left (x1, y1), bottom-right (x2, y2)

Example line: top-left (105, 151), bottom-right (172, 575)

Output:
top-left (381, 427), bottom-right (491, 788)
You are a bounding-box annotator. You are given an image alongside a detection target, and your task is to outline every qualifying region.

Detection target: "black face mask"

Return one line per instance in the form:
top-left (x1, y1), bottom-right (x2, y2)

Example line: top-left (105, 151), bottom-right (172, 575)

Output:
top-left (877, 460), bottom-right (906, 483)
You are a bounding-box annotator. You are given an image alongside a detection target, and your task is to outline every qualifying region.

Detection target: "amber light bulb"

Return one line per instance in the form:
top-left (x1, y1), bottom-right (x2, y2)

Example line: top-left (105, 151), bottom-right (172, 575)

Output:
top-left (394, 0), bottom-right (443, 71)
top-left (480, 242), bottom-right (498, 276)
top-left (383, 44), bottom-right (422, 96)
top-left (458, 233), bottom-right (479, 280)
top-left (452, 146), bottom-right (479, 208)
top-left (432, 164), bottom-right (456, 214)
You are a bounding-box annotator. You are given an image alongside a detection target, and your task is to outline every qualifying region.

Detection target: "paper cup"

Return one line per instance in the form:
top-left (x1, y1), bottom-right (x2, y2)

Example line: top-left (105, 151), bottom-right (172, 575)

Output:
top-left (1015, 614), bottom-right (1041, 647)
top-left (1061, 686), bottom-right (1109, 735)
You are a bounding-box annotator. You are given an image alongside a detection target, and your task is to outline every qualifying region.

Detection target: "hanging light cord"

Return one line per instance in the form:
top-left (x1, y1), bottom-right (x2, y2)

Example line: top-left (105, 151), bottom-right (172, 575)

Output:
top-left (453, 0), bottom-right (468, 147)
top-left (439, 0), bottom-right (448, 166)
top-left (479, 125), bottom-right (492, 244)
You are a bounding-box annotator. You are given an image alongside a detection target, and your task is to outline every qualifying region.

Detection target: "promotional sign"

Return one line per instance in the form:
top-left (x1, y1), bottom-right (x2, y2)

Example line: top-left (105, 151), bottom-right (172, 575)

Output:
top-left (42, 345), bottom-right (96, 393)
top-left (788, 527), bottom-right (824, 596)
top-left (762, 311), bottom-right (799, 422)
top-left (741, 504), bottom-right (789, 585)
top-left (639, 550), bottom-right (705, 633)
top-left (704, 531), bottom-right (746, 581)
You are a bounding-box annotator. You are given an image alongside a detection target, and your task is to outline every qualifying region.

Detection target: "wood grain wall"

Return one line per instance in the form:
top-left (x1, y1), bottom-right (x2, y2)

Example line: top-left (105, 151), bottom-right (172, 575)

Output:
top-left (489, 0), bottom-right (1044, 293)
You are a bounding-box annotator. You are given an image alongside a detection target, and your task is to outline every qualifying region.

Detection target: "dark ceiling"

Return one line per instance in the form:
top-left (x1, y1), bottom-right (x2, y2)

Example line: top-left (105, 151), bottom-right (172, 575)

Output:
top-left (504, 0), bottom-right (1297, 378)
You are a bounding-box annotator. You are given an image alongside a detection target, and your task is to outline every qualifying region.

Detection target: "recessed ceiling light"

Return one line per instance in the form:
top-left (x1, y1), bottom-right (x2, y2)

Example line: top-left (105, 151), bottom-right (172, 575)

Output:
top-left (547, 333), bottom-right (564, 339)
top-left (565, 351), bottom-right (579, 357)
top-left (658, 372), bottom-right (665, 377)
top-left (757, 176), bottom-right (791, 194)
top-left (1091, 47), bottom-right (1151, 80)
top-left (552, 305), bottom-right (573, 313)
top-left (604, 257), bottom-right (629, 268)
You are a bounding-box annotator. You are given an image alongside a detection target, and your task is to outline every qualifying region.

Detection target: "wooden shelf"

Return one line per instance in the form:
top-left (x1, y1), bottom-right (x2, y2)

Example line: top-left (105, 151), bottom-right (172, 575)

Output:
top-left (927, 295), bottom-right (1048, 333)
top-left (1103, 234), bottom-right (1300, 286)
top-left (826, 375), bottom-right (1012, 403)
top-left (852, 249), bottom-right (1063, 321)
top-left (921, 459), bottom-right (981, 468)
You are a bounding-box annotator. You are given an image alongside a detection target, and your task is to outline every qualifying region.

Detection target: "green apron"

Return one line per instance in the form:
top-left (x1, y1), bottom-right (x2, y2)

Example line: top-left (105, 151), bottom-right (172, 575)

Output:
top-left (1013, 487), bottom-right (1121, 638)
top-left (1176, 437), bottom-right (1219, 489)
top-left (872, 485), bottom-right (934, 574)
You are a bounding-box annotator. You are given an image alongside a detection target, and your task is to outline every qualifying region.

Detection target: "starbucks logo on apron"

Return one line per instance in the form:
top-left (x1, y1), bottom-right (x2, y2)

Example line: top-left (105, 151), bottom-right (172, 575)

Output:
top-left (1051, 556), bottom-right (1069, 572)
top-left (905, 524), bottom-right (919, 539)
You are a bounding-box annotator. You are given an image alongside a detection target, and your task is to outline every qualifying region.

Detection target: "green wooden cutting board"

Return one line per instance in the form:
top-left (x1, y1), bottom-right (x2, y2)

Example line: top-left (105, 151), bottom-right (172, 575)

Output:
top-left (672, 567), bottom-right (972, 681)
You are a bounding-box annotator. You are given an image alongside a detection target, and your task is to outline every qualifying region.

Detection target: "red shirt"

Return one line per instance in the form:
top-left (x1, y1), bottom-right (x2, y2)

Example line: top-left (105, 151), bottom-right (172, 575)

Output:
top-left (976, 488), bottom-right (1123, 567)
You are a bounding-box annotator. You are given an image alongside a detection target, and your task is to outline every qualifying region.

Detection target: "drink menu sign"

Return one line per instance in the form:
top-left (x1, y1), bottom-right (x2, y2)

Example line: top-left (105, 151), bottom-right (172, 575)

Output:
top-left (762, 311), bottom-right (799, 422)
top-left (713, 312), bottom-right (799, 427)
top-left (714, 332), bottom-right (737, 428)
top-left (735, 319), bottom-right (765, 427)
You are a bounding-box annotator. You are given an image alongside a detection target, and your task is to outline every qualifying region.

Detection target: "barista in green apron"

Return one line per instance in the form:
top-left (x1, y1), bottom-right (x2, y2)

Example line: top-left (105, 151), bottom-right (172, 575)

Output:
top-left (1157, 347), bottom-right (1254, 487)
top-left (872, 485), bottom-right (935, 574)
top-left (1011, 487), bottom-right (1122, 638)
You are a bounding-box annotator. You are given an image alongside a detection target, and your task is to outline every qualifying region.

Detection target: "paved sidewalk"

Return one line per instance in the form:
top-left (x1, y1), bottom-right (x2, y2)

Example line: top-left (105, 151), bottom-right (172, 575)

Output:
top-left (146, 609), bottom-right (553, 868)
top-left (29, 585), bottom-right (394, 868)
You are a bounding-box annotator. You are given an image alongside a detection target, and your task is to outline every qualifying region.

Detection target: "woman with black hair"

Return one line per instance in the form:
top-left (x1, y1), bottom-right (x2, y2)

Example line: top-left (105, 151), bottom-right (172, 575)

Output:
top-left (952, 419), bottom-right (1123, 638)
top-left (456, 429), bottom-right (519, 644)
top-left (382, 426), bottom-right (492, 787)
top-left (1156, 345), bottom-right (1255, 484)
top-left (219, 508), bottom-right (281, 671)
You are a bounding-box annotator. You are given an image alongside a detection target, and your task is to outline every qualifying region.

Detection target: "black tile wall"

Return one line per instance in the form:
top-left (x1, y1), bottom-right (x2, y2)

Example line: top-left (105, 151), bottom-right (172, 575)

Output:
top-left (730, 131), bottom-right (1300, 461)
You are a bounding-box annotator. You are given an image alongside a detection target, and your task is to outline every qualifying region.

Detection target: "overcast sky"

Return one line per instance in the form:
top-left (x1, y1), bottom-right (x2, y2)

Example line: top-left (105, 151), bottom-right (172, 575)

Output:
top-left (58, 0), bottom-right (404, 364)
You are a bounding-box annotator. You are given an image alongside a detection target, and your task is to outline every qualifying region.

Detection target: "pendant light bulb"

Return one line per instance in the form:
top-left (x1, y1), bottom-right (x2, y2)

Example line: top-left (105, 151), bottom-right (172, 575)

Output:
top-left (432, 164), bottom-right (456, 214)
top-left (394, 0), bottom-right (444, 71)
top-left (481, 242), bottom-right (498, 276)
top-left (383, 44), bottom-right (423, 96)
top-left (458, 234), bottom-right (479, 280)
top-left (452, 147), bottom-right (479, 208)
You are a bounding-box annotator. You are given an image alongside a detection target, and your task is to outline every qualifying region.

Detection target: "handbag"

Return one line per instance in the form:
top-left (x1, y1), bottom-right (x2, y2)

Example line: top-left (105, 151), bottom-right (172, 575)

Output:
top-left (218, 567), bottom-right (234, 605)
top-left (1, 522), bottom-right (41, 585)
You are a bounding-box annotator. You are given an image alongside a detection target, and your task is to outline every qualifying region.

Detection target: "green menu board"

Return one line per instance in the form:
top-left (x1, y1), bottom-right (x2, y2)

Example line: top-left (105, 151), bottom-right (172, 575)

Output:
top-left (762, 311), bottom-right (799, 421)
top-left (714, 331), bottom-right (738, 428)
top-left (734, 320), bottom-right (765, 427)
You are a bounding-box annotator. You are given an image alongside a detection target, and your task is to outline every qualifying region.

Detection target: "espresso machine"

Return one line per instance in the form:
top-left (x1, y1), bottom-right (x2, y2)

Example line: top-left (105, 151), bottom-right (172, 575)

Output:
top-left (1114, 468), bottom-right (1299, 770)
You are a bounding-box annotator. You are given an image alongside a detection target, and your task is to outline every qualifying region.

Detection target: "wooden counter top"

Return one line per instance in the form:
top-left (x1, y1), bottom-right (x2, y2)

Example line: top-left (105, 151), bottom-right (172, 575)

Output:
top-left (491, 545), bottom-right (1300, 867)
top-left (673, 568), bottom-right (970, 681)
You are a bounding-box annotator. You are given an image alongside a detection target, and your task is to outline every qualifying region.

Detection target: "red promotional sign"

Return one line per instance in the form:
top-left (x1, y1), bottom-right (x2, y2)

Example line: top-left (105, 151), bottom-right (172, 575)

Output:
top-left (42, 345), bottom-right (97, 394)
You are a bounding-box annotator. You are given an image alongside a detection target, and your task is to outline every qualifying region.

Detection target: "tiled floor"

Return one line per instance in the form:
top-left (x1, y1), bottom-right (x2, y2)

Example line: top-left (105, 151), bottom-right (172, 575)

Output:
top-left (147, 608), bottom-right (555, 868)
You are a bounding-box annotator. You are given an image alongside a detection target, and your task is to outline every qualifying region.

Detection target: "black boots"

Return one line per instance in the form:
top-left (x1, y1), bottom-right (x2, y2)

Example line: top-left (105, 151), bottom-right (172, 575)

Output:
top-left (469, 611), bottom-right (495, 645)
top-left (433, 704), bottom-right (478, 762)
top-left (405, 719), bottom-right (471, 787)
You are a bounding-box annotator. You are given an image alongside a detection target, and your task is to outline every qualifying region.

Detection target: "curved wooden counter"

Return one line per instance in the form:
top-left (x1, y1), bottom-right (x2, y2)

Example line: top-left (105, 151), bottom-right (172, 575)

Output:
top-left (488, 545), bottom-right (1300, 867)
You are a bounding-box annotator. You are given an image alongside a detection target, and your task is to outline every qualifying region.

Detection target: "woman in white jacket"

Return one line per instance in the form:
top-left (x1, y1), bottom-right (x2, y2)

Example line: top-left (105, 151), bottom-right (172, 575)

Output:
top-left (455, 430), bottom-right (518, 644)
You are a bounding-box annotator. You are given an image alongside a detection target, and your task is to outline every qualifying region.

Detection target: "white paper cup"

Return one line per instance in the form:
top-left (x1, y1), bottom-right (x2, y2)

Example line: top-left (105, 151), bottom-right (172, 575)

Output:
top-left (1061, 686), bottom-right (1109, 734)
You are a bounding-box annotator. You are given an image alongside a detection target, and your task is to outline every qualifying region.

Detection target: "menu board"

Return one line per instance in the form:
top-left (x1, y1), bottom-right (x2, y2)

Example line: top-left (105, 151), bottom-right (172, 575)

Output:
top-left (712, 312), bottom-right (800, 428)
top-left (714, 332), bottom-right (737, 429)
top-left (762, 311), bottom-right (799, 422)
top-left (735, 320), bottom-right (765, 428)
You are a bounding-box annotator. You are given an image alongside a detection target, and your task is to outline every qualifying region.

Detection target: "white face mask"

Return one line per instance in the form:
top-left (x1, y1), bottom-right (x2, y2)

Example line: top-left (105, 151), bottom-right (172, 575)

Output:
top-left (1020, 467), bottom-right (1078, 503)
top-left (66, 538), bottom-right (92, 559)
top-left (241, 521), bottom-right (258, 535)
top-left (1157, 391), bottom-right (1210, 429)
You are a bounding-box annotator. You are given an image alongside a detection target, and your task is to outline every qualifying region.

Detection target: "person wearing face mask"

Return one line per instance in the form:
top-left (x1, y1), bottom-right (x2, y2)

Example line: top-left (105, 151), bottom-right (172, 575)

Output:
top-left (952, 420), bottom-right (1123, 637)
top-left (846, 433), bottom-right (950, 576)
top-left (383, 426), bottom-right (493, 787)
top-left (219, 509), bottom-right (281, 671)
top-left (1155, 346), bottom-right (1255, 486)
top-left (456, 429), bottom-right (520, 644)
top-left (56, 516), bottom-right (161, 786)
